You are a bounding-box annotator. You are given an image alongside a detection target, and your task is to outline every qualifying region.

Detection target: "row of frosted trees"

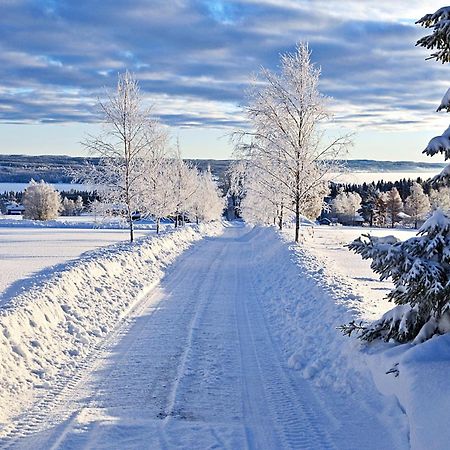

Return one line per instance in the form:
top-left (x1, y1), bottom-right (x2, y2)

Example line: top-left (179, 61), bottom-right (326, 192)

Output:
top-left (231, 43), bottom-right (350, 242)
top-left (80, 72), bottom-right (224, 241)
top-left (331, 182), bottom-right (438, 228)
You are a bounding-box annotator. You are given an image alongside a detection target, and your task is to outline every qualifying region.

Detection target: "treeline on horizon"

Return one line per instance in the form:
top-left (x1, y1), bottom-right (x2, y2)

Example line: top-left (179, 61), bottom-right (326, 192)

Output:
top-left (330, 176), bottom-right (435, 202)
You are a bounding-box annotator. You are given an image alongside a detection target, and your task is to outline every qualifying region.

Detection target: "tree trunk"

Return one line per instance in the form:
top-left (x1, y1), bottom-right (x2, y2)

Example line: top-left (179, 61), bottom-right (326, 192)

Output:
top-left (129, 216), bottom-right (134, 242)
top-left (156, 217), bottom-right (160, 234)
top-left (278, 203), bottom-right (284, 230)
top-left (295, 196), bottom-right (300, 243)
top-left (175, 213), bottom-right (179, 228)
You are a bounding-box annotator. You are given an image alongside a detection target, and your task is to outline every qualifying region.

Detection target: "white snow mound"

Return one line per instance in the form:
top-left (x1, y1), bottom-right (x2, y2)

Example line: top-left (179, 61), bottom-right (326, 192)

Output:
top-left (0, 223), bottom-right (222, 424)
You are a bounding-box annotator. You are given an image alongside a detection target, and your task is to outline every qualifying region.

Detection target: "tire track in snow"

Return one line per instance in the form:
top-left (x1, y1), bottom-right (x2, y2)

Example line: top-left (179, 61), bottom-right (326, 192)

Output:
top-left (234, 238), bottom-right (336, 450)
top-left (160, 242), bottom-right (228, 423)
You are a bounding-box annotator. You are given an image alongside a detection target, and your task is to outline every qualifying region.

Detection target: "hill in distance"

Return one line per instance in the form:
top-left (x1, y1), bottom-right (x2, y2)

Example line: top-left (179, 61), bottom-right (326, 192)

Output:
top-left (0, 154), bottom-right (445, 183)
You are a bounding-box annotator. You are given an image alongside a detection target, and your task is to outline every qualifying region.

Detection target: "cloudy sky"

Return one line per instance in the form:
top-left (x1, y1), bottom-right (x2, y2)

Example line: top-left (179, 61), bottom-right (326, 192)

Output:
top-left (0, 0), bottom-right (449, 160)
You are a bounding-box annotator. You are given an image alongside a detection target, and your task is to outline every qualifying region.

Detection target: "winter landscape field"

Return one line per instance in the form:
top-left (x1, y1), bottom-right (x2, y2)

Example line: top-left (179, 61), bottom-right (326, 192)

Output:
top-left (4, 1), bottom-right (450, 449)
top-left (0, 223), bottom-right (155, 301)
top-left (0, 220), bottom-right (448, 449)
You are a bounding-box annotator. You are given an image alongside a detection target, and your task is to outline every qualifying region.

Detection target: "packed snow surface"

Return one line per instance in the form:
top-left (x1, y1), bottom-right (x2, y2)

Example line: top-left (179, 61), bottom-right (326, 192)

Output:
top-left (0, 224), bottom-right (409, 449)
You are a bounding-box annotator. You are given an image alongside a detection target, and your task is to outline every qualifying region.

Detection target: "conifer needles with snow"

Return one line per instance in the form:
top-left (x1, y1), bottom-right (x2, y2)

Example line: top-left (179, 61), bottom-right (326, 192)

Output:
top-left (341, 10), bottom-right (450, 343)
top-left (344, 210), bottom-right (450, 343)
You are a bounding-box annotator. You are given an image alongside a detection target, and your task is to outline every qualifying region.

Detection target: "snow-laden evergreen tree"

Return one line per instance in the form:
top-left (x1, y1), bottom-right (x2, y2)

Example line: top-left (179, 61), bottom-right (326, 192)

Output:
top-left (341, 10), bottom-right (450, 343)
top-left (416, 7), bottom-right (450, 63)
top-left (405, 182), bottom-right (431, 228)
top-left (385, 187), bottom-right (403, 228)
top-left (373, 193), bottom-right (388, 227)
top-left (360, 185), bottom-right (379, 227)
top-left (417, 7), bottom-right (450, 182)
top-left (235, 43), bottom-right (349, 241)
top-left (23, 180), bottom-right (62, 221)
top-left (344, 210), bottom-right (450, 343)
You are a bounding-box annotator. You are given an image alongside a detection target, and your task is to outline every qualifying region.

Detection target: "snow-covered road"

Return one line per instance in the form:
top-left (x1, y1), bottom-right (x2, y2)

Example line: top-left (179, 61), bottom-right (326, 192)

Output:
top-left (2, 225), bottom-right (408, 449)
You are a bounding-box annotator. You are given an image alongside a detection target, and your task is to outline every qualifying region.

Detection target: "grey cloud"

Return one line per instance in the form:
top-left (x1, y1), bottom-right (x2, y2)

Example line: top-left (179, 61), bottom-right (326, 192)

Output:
top-left (0, 0), bottom-right (447, 130)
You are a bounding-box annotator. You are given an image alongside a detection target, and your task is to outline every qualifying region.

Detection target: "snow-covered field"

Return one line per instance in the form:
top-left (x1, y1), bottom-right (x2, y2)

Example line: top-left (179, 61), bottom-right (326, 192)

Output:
top-left (0, 221), bottom-right (447, 449)
top-left (298, 225), bottom-right (417, 319)
top-left (0, 226), bottom-right (155, 302)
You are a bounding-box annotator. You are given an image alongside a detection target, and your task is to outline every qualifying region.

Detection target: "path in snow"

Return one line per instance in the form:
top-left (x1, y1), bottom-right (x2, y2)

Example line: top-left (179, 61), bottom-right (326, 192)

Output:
top-left (1, 225), bottom-right (407, 449)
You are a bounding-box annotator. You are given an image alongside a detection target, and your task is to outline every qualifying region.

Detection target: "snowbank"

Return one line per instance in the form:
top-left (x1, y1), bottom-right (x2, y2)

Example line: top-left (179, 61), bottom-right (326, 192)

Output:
top-left (0, 223), bottom-right (222, 425)
top-left (367, 334), bottom-right (450, 450)
top-left (250, 227), bottom-right (408, 448)
top-left (0, 215), bottom-right (169, 230)
top-left (285, 225), bottom-right (450, 450)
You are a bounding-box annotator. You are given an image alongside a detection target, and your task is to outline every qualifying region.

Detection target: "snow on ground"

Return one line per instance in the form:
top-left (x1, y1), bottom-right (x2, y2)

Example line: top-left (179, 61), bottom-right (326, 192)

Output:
top-left (298, 225), bottom-right (417, 320)
top-left (0, 222), bottom-right (222, 429)
top-left (0, 214), bottom-right (175, 301)
top-left (0, 227), bottom-right (155, 302)
top-left (2, 221), bottom-right (447, 449)
top-left (288, 224), bottom-right (450, 450)
top-left (0, 224), bottom-right (408, 449)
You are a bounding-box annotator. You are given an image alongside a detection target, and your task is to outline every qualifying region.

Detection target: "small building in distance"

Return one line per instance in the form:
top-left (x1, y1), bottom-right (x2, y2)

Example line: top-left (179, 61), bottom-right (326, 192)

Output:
top-left (5, 202), bottom-right (25, 215)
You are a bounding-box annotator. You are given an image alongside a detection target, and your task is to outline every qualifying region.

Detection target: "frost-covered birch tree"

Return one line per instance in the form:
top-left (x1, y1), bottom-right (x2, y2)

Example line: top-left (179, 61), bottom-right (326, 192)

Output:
top-left (235, 43), bottom-right (349, 242)
top-left (240, 161), bottom-right (290, 227)
top-left (170, 150), bottom-right (200, 227)
top-left (225, 160), bottom-right (247, 219)
top-left (81, 71), bottom-right (168, 242)
top-left (141, 157), bottom-right (176, 233)
top-left (331, 189), bottom-right (362, 225)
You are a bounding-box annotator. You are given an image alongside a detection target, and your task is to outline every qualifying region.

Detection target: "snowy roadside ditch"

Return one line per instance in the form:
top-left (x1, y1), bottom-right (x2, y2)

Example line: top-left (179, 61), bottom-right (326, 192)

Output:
top-left (274, 226), bottom-right (450, 450)
top-left (0, 222), bottom-right (223, 427)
